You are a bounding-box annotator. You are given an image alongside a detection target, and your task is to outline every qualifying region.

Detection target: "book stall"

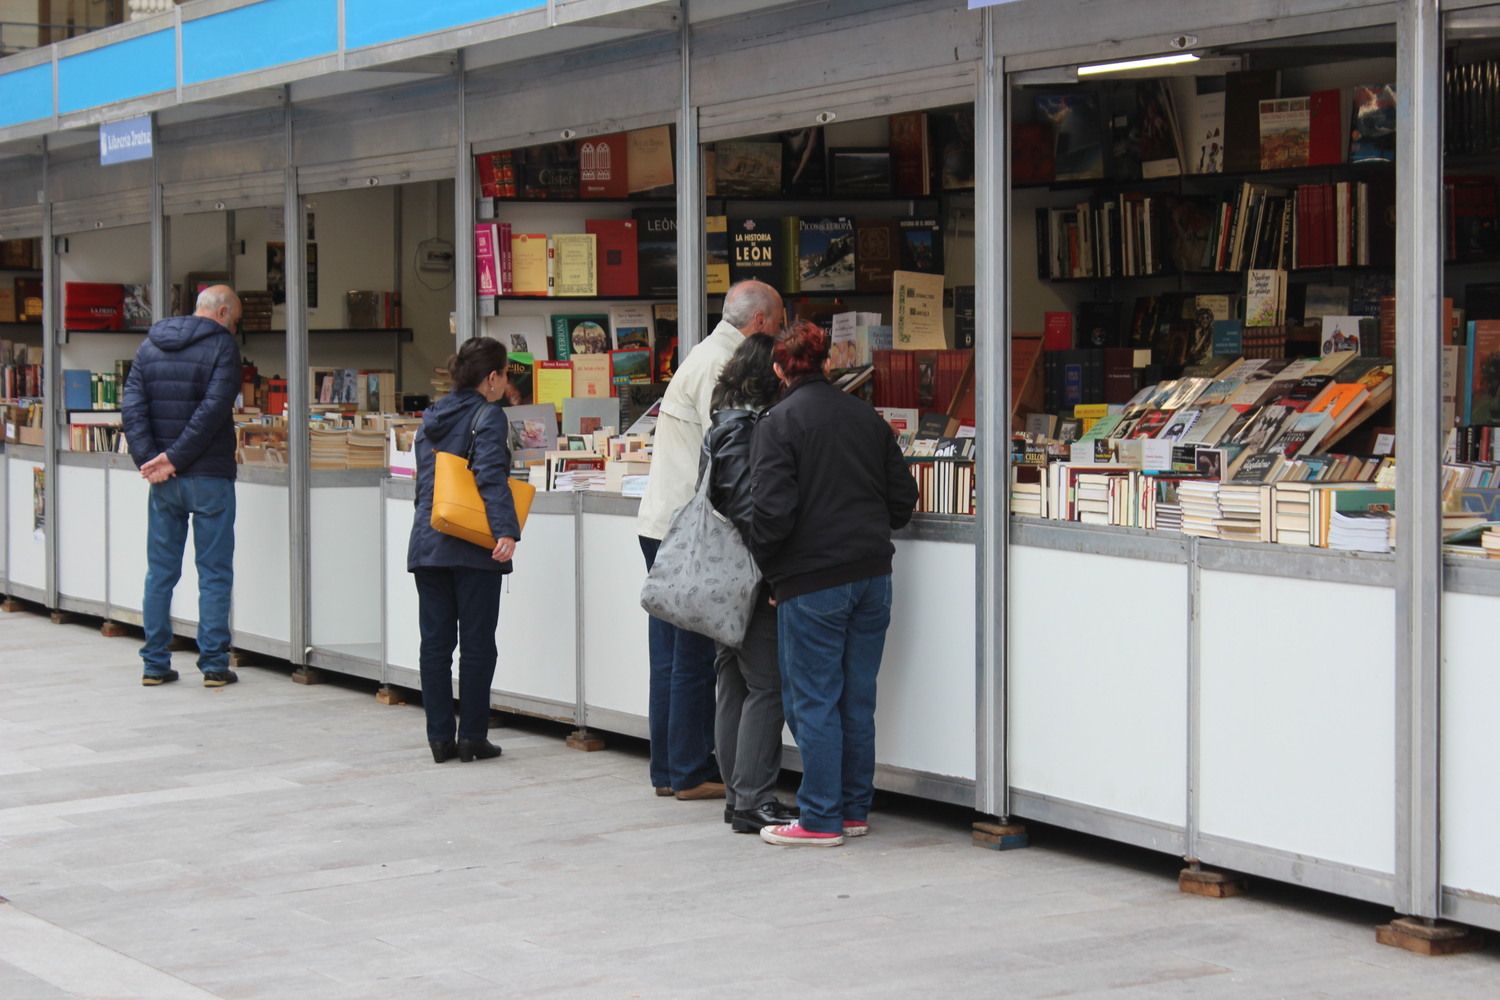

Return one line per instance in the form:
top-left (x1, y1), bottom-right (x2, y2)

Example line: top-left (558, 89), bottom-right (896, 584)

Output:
top-left (0, 0), bottom-right (1495, 937)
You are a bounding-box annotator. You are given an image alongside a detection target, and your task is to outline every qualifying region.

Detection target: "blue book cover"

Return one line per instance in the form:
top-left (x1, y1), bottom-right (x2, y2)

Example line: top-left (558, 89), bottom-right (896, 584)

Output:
top-left (1211, 319), bottom-right (1244, 357)
top-left (63, 369), bottom-right (92, 411)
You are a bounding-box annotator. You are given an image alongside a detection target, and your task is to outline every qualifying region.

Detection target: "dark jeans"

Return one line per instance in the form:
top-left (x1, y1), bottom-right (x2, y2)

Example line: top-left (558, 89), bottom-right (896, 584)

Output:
top-left (640, 535), bottom-right (719, 791)
top-left (777, 575), bottom-right (893, 834)
top-left (413, 567), bottom-right (504, 743)
top-left (141, 476), bottom-right (235, 676)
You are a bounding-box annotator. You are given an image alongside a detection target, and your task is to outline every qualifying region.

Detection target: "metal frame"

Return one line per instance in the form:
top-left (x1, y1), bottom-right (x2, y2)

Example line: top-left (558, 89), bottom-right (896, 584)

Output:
top-left (1395, 0), bottom-right (1443, 921)
top-left (975, 6), bottom-right (1006, 821)
top-left (283, 100), bottom-right (310, 667)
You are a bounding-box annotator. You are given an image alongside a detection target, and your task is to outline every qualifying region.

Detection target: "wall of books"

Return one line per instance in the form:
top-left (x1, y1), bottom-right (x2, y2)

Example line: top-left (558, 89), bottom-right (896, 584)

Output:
top-left (701, 107), bottom-right (979, 516)
top-left (1007, 28), bottom-right (1402, 553)
top-left (0, 236), bottom-right (43, 450)
top-left (468, 127), bottom-right (678, 495)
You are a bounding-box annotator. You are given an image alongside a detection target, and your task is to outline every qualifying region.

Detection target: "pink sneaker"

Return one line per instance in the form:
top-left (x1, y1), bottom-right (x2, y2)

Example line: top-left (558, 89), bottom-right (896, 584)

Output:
top-left (843, 819), bottom-right (869, 838)
top-left (759, 821), bottom-right (844, 847)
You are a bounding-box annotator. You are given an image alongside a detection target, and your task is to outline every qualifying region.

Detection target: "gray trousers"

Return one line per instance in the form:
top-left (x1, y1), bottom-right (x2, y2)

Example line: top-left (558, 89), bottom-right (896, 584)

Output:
top-left (714, 599), bottom-right (784, 810)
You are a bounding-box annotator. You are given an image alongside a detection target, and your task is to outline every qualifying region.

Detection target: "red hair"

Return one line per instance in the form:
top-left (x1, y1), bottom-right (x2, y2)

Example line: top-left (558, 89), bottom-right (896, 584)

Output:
top-left (773, 318), bottom-right (830, 378)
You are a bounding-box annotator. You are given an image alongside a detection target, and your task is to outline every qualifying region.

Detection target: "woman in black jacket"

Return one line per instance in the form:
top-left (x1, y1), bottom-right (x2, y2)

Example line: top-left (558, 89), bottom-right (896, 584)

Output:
top-left (700, 334), bottom-right (800, 833)
top-left (408, 337), bottom-right (522, 764)
top-left (749, 319), bottom-right (919, 847)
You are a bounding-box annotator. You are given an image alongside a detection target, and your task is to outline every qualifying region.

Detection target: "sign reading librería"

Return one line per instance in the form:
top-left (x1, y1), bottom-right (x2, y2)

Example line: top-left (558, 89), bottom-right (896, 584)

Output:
top-left (99, 115), bottom-right (153, 166)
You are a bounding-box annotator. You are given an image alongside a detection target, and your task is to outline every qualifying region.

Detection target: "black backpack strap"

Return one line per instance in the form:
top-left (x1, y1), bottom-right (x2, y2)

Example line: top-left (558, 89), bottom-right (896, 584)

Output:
top-left (464, 401), bottom-right (496, 466)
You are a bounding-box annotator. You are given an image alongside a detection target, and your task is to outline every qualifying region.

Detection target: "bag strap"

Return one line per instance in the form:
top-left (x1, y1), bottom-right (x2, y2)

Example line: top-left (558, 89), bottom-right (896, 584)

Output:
top-left (464, 401), bottom-right (495, 467)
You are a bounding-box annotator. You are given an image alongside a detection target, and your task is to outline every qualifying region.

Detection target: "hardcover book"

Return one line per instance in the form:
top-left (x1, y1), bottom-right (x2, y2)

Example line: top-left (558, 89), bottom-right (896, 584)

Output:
top-left (892, 270), bottom-right (946, 350)
top-left (550, 314), bottom-right (611, 362)
top-left (729, 217), bottom-right (779, 287)
top-left (520, 142), bottom-right (579, 199)
top-left (1307, 88), bottom-right (1344, 166)
top-left (1350, 84), bottom-right (1397, 164)
top-left (571, 352), bottom-right (611, 399)
top-left (510, 233), bottom-right (550, 297)
top-left (898, 218), bottom-right (943, 275)
top-left (632, 208), bottom-right (677, 298)
top-left (609, 304), bottom-right (653, 351)
top-left (855, 219), bottom-right (898, 294)
top-left (474, 223), bottom-right (501, 297)
top-left (1136, 80), bottom-right (1183, 178)
top-left (627, 125), bottom-right (675, 196)
top-left (578, 133), bottom-right (628, 199)
top-left (715, 140), bottom-right (782, 196)
top-left (653, 304), bottom-right (678, 382)
top-left (1259, 97), bottom-right (1311, 170)
top-left (797, 216), bottom-right (855, 292)
top-left (889, 112), bottom-right (931, 196)
top-left (551, 233), bottom-right (598, 297)
top-left (705, 215), bottom-right (730, 295)
top-left (1319, 315), bottom-right (1364, 356)
top-left (1034, 92), bottom-right (1104, 182)
top-left (585, 219), bottom-right (639, 298)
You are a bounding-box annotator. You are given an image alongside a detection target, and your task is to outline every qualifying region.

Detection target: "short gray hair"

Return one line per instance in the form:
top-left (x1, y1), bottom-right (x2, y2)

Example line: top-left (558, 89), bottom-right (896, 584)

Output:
top-left (721, 280), bottom-right (781, 331)
top-left (195, 285), bottom-right (238, 315)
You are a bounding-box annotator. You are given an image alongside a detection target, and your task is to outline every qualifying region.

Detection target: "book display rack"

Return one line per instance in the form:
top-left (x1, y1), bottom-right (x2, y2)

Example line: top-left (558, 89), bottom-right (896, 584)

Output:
top-left (700, 107), bottom-right (980, 515)
top-left (0, 0), bottom-right (1495, 939)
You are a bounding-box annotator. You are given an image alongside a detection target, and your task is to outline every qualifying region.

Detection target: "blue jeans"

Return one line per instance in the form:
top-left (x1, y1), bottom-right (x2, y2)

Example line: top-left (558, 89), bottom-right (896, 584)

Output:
top-left (413, 568), bottom-right (503, 743)
top-left (640, 536), bottom-right (720, 791)
top-left (141, 476), bottom-right (236, 676)
top-left (777, 575), bottom-right (893, 834)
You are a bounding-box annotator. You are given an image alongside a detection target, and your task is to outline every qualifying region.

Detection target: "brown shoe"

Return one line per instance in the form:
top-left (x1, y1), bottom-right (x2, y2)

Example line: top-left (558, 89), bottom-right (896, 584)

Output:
top-left (675, 781), bottom-right (726, 801)
top-left (654, 786), bottom-right (674, 797)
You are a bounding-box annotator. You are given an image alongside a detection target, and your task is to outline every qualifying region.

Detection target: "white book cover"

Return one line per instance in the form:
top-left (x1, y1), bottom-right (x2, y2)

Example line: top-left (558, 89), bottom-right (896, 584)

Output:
top-left (489, 314), bottom-right (549, 360)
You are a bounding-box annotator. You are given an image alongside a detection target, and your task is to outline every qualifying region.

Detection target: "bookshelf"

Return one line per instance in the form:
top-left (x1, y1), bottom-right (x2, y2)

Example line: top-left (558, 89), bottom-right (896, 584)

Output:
top-left (701, 106), bottom-right (979, 514)
top-left (472, 127), bottom-right (681, 432)
top-left (1007, 42), bottom-right (1410, 551)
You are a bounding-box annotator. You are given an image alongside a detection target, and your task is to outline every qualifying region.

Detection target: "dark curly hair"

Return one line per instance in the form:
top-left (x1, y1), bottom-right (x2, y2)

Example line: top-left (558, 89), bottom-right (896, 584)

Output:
top-left (711, 333), bottom-right (780, 411)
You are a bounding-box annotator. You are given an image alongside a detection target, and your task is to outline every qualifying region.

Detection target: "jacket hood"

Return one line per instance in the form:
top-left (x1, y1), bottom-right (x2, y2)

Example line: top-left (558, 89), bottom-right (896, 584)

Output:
top-left (422, 389), bottom-right (491, 440)
top-left (148, 315), bottom-right (231, 352)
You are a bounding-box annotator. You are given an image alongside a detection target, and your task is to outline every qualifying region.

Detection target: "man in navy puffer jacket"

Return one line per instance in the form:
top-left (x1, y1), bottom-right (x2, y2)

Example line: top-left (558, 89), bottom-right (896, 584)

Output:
top-left (121, 286), bottom-right (243, 688)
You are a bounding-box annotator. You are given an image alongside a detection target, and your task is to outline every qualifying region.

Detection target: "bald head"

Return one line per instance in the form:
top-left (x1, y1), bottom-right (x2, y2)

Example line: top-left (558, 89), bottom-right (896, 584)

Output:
top-left (195, 285), bottom-right (242, 332)
top-left (721, 280), bottom-right (785, 336)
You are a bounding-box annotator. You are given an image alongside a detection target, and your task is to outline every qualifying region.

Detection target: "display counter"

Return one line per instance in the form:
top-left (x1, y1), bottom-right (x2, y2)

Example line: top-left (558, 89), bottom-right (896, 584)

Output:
top-left (381, 478), bottom-right (978, 803)
top-left (5, 443), bottom-right (45, 602)
top-left (307, 469), bottom-right (386, 678)
top-left (1008, 519), bottom-right (1398, 905)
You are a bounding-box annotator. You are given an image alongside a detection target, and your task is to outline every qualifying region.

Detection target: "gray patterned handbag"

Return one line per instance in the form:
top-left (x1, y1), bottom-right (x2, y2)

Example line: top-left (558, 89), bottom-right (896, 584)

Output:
top-left (639, 456), bottom-right (761, 647)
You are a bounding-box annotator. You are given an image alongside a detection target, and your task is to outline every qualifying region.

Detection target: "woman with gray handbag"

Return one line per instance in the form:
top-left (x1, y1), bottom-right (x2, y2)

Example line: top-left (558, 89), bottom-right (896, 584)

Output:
top-left (696, 335), bottom-right (800, 834)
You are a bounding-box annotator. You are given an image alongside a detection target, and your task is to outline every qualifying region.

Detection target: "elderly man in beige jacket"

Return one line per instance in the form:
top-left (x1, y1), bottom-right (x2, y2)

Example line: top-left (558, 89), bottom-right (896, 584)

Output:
top-left (637, 280), bottom-right (785, 800)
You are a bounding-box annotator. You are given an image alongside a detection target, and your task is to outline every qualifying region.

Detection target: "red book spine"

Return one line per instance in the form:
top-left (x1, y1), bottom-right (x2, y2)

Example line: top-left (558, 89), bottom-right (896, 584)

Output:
top-left (497, 223), bottom-right (513, 296)
top-left (1307, 89), bottom-right (1343, 167)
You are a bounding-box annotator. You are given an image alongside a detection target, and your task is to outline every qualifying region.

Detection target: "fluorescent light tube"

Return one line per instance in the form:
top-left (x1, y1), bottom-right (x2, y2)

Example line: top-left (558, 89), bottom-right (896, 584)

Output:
top-left (1077, 53), bottom-right (1200, 76)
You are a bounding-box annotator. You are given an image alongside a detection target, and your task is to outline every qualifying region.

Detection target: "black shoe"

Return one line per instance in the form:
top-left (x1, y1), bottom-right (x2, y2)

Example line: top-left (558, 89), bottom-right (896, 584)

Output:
top-left (732, 801), bottom-right (801, 834)
top-left (141, 669), bottom-right (179, 687)
top-left (457, 739), bottom-right (502, 762)
top-left (430, 740), bottom-right (458, 763)
top-left (202, 670), bottom-right (238, 688)
top-left (724, 804), bottom-right (734, 824)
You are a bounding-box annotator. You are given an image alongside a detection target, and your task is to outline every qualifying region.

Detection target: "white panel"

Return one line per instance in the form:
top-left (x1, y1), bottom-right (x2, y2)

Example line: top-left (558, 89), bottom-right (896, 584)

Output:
top-left (56, 465), bottom-right (106, 603)
top-left (310, 486), bottom-right (382, 649)
top-left (1199, 570), bottom-right (1394, 874)
top-left (879, 539), bottom-right (976, 780)
top-left (496, 512), bottom-right (577, 706)
top-left (232, 483), bottom-right (290, 644)
top-left (107, 468), bottom-right (149, 613)
top-left (1441, 591), bottom-right (1500, 900)
top-left (384, 498), bottom-right (422, 672)
top-left (580, 511), bottom-right (650, 719)
top-left (1009, 546), bottom-right (1189, 827)
top-left (7, 459), bottom-right (46, 590)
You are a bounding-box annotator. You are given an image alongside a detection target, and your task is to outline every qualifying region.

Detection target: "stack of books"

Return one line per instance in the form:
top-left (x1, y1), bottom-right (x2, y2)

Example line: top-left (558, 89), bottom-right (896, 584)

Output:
top-left (1216, 483), bottom-right (1272, 543)
top-left (1178, 481), bottom-right (1223, 538)
top-left (1328, 509), bottom-right (1394, 553)
top-left (1484, 526), bottom-right (1500, 559)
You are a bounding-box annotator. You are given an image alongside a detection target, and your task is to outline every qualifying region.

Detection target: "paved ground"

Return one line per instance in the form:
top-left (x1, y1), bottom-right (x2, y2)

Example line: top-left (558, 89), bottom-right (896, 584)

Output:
top-left (1, 610), bottom-right (1496, 999)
